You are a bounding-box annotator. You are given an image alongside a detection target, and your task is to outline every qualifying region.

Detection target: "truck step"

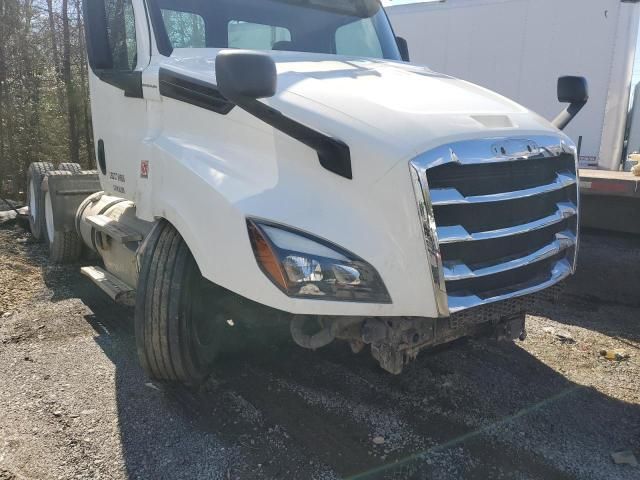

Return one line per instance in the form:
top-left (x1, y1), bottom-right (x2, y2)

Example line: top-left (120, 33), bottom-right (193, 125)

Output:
top-left (86, 214), bottom-right (142, 243)
top-left (80, 266), bottom-right (136, 306)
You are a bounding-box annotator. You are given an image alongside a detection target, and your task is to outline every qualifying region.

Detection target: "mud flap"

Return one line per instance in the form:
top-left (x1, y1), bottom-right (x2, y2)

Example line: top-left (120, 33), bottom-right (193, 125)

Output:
top-left (43, 172), bottom-right (101, 234)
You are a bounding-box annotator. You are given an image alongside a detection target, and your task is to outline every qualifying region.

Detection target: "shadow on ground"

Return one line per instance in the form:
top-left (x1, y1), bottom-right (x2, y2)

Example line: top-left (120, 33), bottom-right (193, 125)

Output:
top-left (22, 226), bottom-right (640, 480)
top-left (531, 228), bottom-right (640, 344)
top-left (81, 301), bottom-right (640, 479)
top-left (564, 228), bottom-right (640, 309)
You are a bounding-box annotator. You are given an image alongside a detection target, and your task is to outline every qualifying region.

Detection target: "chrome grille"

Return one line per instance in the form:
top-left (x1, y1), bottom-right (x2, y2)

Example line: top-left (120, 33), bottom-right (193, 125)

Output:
top-left (411, 136), bottom-right (578, 315)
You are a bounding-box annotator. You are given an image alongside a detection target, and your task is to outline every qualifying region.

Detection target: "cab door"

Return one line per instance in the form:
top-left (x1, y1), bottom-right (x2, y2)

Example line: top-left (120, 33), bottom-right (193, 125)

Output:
top-left (83, 0), bottom-right (150, 201)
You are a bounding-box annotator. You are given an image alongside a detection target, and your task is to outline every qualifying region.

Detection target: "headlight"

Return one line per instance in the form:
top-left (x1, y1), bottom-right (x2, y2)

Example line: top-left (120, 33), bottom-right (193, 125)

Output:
top-left (247, 219), bottom-right (391, 303)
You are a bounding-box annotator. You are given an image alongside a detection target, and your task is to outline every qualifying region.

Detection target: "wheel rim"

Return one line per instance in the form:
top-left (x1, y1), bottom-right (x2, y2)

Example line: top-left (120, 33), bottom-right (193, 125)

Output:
top-left (29, 179), bottom-right (36, 220)
top-left (45, 191), bottom-right (54, 244)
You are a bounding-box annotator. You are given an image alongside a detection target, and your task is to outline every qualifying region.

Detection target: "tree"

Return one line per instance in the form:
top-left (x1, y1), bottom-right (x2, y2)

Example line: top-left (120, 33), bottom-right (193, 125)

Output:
top-left (0, 0), bottom-right (94, 199)
top-left (61, 0), bottom-right (80, 164)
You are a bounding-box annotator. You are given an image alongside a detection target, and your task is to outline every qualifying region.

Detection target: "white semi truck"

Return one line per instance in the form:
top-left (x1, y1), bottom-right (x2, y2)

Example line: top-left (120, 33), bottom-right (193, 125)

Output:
top-left (26, 0), bottom-right (586, 385)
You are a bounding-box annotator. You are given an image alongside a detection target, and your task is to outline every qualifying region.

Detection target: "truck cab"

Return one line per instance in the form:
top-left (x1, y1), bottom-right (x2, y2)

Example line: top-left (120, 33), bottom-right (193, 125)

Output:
top-left (28, 0), bottom-right (583, 384)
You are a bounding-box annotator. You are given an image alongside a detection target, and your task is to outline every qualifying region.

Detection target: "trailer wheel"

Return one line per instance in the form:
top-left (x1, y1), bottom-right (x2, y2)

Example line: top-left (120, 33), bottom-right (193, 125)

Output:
top-left (57, 162), bottom-right (83, 174)
top-left (27, 162), bottom-right (55, 242)
top-left (44, 171), bottom-right (83, 264)
top-left (135, 220), bottom-right (225, 386)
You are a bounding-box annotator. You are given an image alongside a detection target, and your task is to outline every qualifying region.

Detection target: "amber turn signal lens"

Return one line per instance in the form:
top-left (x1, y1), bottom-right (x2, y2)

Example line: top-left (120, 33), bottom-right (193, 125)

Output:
top-left (247, 221), bottom-right (288, 291)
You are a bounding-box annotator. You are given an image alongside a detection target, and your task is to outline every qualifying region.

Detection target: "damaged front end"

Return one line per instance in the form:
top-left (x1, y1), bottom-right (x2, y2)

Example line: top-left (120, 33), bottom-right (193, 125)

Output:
top-left (288, 287), bottom-right (561, 374)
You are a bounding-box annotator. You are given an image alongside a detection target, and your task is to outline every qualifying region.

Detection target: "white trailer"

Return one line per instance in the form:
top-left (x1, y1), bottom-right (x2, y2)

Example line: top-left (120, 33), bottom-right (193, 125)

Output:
top-left (387, 0), bottom-right (640, 171)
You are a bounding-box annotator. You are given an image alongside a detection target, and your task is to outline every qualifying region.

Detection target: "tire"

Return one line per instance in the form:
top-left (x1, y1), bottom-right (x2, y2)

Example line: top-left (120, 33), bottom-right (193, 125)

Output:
top-left (44, 171), bottom-right (83, 264)
top-left (57, 162), bottom-right (83, 174)
top-left (135, 221), bottom-right (226, 386)
top-left (27, 162), bottom-right (55, 242)
top-left (48, 228), bottom-right (83, 264)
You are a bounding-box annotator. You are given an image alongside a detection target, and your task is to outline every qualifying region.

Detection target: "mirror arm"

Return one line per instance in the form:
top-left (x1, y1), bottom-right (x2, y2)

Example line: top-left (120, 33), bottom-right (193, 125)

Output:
top-left (552, 100), bottom-right (587, 131)
top-left (396, 37), bottom-right (410, 62)
top-left (226, 94), bottom-right (353, 180)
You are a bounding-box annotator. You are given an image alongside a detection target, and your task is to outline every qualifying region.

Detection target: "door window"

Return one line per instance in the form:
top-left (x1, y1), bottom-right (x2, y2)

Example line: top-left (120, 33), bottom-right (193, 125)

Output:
top-left (104, 0), bottom-right (138, 70)
top-left (84, 0), bottom-right (142, 96)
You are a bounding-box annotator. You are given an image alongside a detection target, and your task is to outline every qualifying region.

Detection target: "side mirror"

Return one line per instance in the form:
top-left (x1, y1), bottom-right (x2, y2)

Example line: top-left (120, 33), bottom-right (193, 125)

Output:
top-left (557, 76), bottom-right (589, 104)
top-left (396, 36), bottom-right (410, 62)
top-left (552, 76), bottom-right (589, 131)
top-left (215, 50), bottom-right (277, 102)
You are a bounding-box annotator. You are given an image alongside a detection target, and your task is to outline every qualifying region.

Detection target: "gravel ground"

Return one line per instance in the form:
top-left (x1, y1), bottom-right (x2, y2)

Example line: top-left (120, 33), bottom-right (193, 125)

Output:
top-left (0, 222), bottom-right (639, 480)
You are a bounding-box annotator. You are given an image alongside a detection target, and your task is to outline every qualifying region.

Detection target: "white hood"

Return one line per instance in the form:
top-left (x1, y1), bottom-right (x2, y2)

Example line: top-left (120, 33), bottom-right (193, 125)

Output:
top-left (161, 49), bottom-right (560, 175)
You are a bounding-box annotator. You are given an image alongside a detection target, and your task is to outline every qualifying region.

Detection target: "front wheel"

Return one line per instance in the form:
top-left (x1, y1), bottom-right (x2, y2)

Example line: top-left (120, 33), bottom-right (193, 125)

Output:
top-left (135, 221), bottom-right (229, 386)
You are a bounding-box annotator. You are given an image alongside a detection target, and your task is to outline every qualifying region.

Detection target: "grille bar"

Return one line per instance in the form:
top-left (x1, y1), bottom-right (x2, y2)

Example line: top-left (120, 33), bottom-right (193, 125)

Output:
top-left (448, 259), bottom-right (572, 313)
top-left (410, 135), bottom-right (579, 316)
top-left (443, 231), bottom-right (575, 281)
top-left (437, 201), bottom-right (577, 244)
top-left (430, 172), bottom-right (576, 206)
top-left (418, 138), bottom-right (565, 169)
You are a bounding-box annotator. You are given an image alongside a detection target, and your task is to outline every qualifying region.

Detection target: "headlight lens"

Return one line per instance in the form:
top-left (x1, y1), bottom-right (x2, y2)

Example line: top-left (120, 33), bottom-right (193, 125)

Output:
top-left (247, 219), bottom-right (391, 303)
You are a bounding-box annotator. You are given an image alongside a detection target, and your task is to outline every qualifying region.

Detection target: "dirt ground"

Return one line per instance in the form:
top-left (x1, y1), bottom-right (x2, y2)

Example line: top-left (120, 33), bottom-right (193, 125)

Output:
top-left (0, 221), bottom-right (639, 480)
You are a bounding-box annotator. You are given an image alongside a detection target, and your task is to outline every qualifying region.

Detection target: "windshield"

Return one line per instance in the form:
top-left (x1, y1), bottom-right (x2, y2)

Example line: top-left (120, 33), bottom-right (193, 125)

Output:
top-left (147, 0), bottom-right (402, 60)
